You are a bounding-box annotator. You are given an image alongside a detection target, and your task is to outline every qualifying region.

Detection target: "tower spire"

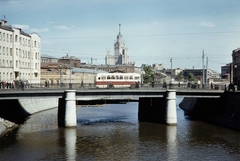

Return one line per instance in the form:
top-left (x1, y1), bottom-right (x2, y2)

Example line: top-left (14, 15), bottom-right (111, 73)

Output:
top-left (119, 24), bottom-right (121, 34)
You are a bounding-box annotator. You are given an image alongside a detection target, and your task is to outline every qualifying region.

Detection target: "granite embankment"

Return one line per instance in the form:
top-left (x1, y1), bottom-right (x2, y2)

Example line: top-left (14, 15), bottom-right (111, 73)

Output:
top-left (179, 91), bottom-right (240, 131)
top-left (0, 98), bottom-right (58, 136)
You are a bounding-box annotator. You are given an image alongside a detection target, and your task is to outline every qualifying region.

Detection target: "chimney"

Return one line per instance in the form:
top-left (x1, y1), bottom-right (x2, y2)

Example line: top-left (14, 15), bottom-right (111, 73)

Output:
top-left (0, 19), bottom-right (7, 26)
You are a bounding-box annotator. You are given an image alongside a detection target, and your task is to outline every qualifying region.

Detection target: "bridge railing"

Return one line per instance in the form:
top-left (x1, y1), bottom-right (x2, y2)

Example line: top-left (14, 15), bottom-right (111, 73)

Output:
top-left (0, 82), bottom-right (227, 91)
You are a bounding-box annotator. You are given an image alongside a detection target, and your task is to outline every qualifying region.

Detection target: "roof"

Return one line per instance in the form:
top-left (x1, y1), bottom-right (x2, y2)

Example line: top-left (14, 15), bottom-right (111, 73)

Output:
top-left (0, 25), bottom-right (13, 32)
top-left (41, 54), bottom-right (58, 59)
top-left (72, 67), bottom-right (108, 74)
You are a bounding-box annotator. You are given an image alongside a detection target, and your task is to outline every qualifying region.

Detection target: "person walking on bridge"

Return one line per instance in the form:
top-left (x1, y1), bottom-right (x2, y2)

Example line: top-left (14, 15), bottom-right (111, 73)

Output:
top-left (20, 80), bottom-right (24, 90)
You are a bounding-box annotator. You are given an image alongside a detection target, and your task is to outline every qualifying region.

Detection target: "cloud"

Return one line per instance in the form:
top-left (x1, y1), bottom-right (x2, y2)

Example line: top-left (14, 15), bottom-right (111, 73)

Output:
top-left (12, 24), bottom-right (49, 33)
top-left (30, 28), bottom-right (49, 33)
top-left (150, 21), bottom-right (162, 26)
top-left (54, 25), bottom-right (75, 30)
top-left (199, 22), bottom-right (216, 28)
top-left (12, 24), bottom-right (29, 30)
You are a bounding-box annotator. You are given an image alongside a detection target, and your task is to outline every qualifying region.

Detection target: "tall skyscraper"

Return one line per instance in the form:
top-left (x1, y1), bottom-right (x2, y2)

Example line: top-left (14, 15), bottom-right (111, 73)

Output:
top-left (105, 24), bottom-right (131, 65)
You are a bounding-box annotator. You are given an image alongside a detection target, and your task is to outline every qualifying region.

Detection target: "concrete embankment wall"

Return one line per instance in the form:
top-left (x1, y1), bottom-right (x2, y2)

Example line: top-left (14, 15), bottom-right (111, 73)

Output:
top-left (0, 98), bottom-right (58, 136)
top-left (179, 92), bottom-right (240, 131)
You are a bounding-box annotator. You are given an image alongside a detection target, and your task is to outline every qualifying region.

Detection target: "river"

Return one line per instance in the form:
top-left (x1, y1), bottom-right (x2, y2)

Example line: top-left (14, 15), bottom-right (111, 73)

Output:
top-left (0, 98), bottom-right (240, 161)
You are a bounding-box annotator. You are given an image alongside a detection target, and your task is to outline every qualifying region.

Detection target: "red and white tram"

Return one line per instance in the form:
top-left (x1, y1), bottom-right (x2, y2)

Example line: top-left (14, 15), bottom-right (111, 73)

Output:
top-left (95, 73), bottom-right (141, 89)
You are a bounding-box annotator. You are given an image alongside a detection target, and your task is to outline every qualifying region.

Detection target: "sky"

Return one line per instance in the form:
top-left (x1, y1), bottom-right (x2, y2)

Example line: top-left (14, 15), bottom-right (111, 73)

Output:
top-left (1, 0), bottom-right (240, 73)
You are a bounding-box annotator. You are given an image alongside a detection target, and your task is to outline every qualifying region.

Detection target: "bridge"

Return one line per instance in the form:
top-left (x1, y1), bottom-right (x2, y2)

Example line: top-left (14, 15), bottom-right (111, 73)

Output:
top-left (0, 88), bottom-right (225, 128)
top-left (0, 88), bottom-right (224, 100)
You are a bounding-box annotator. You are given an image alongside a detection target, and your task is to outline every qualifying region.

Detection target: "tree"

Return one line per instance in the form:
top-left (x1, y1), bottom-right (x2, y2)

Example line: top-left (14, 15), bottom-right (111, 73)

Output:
top-left (176, 71), bottom-right (184, 82)
top-left (187, 72), bottom-right (194, 82)
top-left (142, 65), bottom-right (154, 83)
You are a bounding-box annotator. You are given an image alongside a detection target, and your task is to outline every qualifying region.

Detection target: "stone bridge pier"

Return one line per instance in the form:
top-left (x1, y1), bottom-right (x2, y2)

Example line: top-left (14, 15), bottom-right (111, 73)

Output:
top-left (138, 89), bottom-right (177, 125)
top-left (58, 90), bottom-right (77, 127)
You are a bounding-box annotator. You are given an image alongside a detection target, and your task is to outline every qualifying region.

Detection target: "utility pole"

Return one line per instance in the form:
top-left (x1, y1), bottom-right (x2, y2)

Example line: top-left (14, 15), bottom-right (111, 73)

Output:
top-left (69, 55), bottom-right (72, 89)
top-left (170, 58), bottom-right (172, 85)
top-left (91, 57), bottom-right (97, 65)
top-left (206, 56), bottom-right (208, 87)
top-left (202, 50), bottom-right (205, 89)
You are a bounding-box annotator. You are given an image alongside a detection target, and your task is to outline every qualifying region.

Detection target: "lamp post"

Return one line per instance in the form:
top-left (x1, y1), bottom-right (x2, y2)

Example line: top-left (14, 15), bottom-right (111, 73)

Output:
top-left (60, 64), bottom-right (64, 87)
top-left (69, 56), bottom-right (72, 89)
top-left (170, 58), bottom-right (172, 86)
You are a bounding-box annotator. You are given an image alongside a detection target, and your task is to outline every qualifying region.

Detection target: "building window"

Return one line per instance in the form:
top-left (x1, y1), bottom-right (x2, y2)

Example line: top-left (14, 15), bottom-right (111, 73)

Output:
top-left (15, 35), bottom-right (18, 42)
top-left (10, 35), bottom-right (12, 42)
top-left (0, 32), bottom-right (2, 40)
top-left (10, 48), bottom-right (12, 56)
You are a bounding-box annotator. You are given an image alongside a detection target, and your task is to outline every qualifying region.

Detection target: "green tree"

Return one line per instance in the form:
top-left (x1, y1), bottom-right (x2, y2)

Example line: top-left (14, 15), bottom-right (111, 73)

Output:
top-left (176, 71), bottom-right (184, 82)
top-left (187, 72), bottom-right (194, 82)
top-left (142, 65), bottom-right (154, 83)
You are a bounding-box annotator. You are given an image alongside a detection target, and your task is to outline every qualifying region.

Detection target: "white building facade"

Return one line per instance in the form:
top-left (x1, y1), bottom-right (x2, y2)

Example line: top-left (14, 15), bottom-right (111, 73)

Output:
top-left (105, 24), bottom-right (132, 65)
top-left (0, 19), bottom-right (41, 84)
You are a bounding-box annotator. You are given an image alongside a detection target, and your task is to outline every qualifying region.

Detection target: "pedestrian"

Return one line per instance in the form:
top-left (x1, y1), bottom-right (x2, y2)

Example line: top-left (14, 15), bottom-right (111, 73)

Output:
top-left (81, 80), bottom-right (84, 88)
top-left (21, 81), bottom-right (24, 90)
top-left (151, 81), bottom-right (154, 88)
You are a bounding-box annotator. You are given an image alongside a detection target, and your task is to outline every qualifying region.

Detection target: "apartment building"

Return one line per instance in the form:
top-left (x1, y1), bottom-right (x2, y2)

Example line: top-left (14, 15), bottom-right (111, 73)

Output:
top-left (0, 19), bottom-right (41, 84)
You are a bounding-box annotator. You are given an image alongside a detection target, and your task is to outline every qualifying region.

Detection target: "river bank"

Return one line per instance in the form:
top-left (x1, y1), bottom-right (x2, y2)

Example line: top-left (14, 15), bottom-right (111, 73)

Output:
top-left (0, 98), bottom-right (59, 136)
top-left (179, 91), bottom-right (240, 131)
top-left (0, 118), bottom-right (18, 137)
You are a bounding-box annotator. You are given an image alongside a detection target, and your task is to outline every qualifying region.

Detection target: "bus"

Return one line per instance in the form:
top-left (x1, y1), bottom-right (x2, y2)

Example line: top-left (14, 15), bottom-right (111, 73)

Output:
top-left (95, 73), bottom-right (141, 89)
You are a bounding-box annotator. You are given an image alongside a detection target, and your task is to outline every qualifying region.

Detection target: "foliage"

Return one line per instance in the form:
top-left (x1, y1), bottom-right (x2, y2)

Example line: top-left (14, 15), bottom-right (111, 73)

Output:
top-left (187, 72), bottom-right (194, 82)
top-left (142, 65), bottom-right (154, 83)
top-left (176, 71), bottom-right (184, 81)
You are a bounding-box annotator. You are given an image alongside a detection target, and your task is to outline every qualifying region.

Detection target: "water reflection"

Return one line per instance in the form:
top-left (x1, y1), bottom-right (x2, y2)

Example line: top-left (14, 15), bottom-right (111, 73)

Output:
top-left (166, 125), bottom-right (177, 161)
top-left (64, 128), bottom-right (77, 161)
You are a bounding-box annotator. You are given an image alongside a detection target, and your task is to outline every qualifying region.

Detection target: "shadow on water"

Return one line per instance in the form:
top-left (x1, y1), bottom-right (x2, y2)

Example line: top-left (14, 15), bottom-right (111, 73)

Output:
top-left (0, 100), bottom-right (30, 124)
top-left (0, 127), bottom-right (19, 150)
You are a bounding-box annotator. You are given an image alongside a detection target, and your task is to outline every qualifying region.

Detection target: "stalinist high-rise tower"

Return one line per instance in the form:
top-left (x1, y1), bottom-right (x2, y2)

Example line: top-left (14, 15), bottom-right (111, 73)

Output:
top-left (105, 24), bottom-right (131, 65)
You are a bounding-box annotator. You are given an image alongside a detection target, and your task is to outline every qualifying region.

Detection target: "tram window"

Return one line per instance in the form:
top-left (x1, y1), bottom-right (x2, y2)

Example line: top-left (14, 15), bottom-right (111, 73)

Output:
top-left (130, 76), bottom-right (133, 79)
top-left (134, 76), bottom-right (139, 80)
top-left (120, 75), bottom-right (123, 79)
top-left (111, 75), bottom-right (115, 79)
top-left (124, 76), bottom-right (128, 79)
top-left (107, 75), bottom-right (110, 79)
top-left (116, 75), bottom-right (119, 79)
top-left (102, 76), bottom-right (106, 80)
top-left (98, 77), bottom-right (101, 80)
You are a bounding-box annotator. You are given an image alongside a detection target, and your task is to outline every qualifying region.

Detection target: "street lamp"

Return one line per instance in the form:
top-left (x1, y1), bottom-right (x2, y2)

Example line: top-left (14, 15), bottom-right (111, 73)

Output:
top-left (170, 58), bottom-right (172, 86)
top-left (60, 64), bottom-right (64, 87)
top-left (69, 56), bottom-right (72, 89)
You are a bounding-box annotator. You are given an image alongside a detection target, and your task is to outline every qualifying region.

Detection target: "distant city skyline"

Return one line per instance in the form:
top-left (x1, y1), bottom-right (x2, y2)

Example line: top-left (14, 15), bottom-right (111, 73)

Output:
top-left (1, 0), bottom-right (240, 72)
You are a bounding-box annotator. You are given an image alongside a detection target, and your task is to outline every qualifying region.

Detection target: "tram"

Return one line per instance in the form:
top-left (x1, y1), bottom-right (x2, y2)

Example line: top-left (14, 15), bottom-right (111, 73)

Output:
top-left (95, 73), bottom-right (141, 89)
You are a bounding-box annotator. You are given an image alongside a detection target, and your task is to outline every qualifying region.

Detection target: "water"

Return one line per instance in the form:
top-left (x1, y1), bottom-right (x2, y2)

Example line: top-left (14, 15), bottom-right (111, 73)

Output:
top-left (0, 98), bottom-right (240, 161)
